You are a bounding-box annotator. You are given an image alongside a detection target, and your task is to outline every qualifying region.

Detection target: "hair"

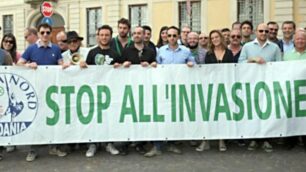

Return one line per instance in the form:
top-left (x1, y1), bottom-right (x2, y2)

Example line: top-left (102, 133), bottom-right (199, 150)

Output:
top-left (167, 26), bottom-right (180, 35)
top-left (240, 20), bottom-right (254, 30)
top-left (37, 23), bottom-right (52, 32)
top-left (207, 29), bottom-right (227, 53)
top-left (221, 28), bottom-right (230, 33)
top-left (232, 21), bottom-right (241, 29)
top-left (1, 33), bottom-right (17, 62)
top-left (267, 21), bottom-right (278, 26)
top-left (25, 27), bottom-right (38, 36)
top-left (142, 25), bottom-right (152, 32)
top-left (156, 26), bottom-right (168, 48)
top-left (282, 21), bottom-right (296, 30)
top-left (117, 18), bottom-right (131, 29)
top-left (97, 25), bottom-right (113, 35)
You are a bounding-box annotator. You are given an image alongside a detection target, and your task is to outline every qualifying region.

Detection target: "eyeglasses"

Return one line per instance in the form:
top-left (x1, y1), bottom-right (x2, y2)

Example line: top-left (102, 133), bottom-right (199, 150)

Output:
top-left (231, 35), bottom-right (241, 39)
top-left (68, 39), bottom-right (79, 44)
top-left (40, 31), bottom-right (51, 35)
top-left (167, 34), bottom-right (177, 38)
top-left (258, 30), bottom-right (269, 34)
top-left (269, 28), bottom-right (278, 32)
top-left (4, 40), bottom-right (14, 44)
top-left (61, 40), bottom-right (68, 43)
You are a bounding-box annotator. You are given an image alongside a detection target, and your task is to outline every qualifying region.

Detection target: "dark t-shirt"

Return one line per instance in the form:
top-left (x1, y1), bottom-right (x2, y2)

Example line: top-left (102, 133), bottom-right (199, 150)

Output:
top-left (110, 36), bottom-right (133, 57)
top-left (121, 45), bottom-right (156, 64)
top-left (86, 46), bottom-right (122, 65)
top-left (205, 48), bottom-right (235, 64)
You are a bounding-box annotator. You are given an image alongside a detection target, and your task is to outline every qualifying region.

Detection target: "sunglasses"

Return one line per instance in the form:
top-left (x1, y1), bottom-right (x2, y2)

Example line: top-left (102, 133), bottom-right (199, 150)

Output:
top-left (231, 35), bottom-right (241, 39)
top-left (167, 34), bottom-right (177, 38)
top-left (40, 31), bottom-right (51, 35)
top-left (269, 28), bottom-right (278, 32)
top-left (4, 40), bottom-right (14, 44)
top-left (258, 30), bottom-right (269, 34)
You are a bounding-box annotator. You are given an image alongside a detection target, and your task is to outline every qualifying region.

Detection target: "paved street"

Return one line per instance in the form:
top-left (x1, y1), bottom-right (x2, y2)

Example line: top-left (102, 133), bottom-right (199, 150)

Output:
top-left (0, 141), bottom-right (306, 172)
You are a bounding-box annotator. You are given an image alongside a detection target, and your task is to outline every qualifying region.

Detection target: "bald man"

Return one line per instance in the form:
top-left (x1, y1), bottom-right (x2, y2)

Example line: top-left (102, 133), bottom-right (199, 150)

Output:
top-left (284, 29), bottom-right (306, 61)
top-left (187, 32), bottom-right (206, 64)
top-left (56, 31), bottom-right (68, 53)
top-left (239, 23), bottom-right (282, 64)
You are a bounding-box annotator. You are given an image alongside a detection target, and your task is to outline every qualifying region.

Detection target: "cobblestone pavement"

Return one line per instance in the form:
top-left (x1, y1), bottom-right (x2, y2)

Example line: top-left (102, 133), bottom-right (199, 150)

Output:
top-left (0, 141), bottom-right (305, 172)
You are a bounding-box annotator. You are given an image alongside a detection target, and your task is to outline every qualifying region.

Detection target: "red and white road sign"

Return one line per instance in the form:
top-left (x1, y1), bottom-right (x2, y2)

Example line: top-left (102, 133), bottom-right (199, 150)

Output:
top-left (41, 1), bottom-right (53, 17)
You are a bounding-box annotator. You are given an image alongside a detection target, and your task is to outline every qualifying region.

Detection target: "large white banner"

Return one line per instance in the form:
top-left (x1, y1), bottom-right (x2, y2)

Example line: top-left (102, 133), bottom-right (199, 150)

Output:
top-left (1, 60), bottom-right (306, 145)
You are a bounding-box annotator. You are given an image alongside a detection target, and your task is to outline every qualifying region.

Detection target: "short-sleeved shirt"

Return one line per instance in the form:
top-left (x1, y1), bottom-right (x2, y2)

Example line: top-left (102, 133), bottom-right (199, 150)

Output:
top-left (238, 39), bottom-right (282, 63)
top-left (62, 47), bottom-right (90, 64)
top-left (156, 44), bottom-right (195, 64)
top-left (121, 45), bottom-right (156, 64)
top-left (86, 46), bottom-right (121, 65)
top-left (21, 41), bottom-right (63, 65)
top-left (283, 49), bottom-right (306, 61)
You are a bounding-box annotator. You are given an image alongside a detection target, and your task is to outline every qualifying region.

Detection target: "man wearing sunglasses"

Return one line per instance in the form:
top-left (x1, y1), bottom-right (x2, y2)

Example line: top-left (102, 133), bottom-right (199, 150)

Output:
top-left (267, 21), bottom-right (279, 44)
top-left (199, 33), bottom-right (209, 51)
top-left (238, 23), bottom-right (282, 153)
top-left (56, 31), bottom-right (68, 53)
top-left (17, 23), bottom-right (68, 161)
top-left (24, 27), bottom-right (38, 45)
top-left (228, 29), bottom-right (242, 63)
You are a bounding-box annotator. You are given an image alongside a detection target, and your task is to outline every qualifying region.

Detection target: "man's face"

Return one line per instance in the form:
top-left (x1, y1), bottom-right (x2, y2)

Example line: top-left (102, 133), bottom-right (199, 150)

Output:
top-left (24, 31), bottom-right (36, 44)
top-left (268, 24), bottom-right (279, 40)
top-left (167, 28), bottom-right (179, 46)
top-left (98, 29), bottom-right (112, 46)
top-left (187, 33), bottom-right (199, 49)
top-left (241, 24), bottom-right (253, 37)
top-left (229, 30), bottom-right (242, 45)
top-left (39, 27), bottom-right (51, 42)
top-left (118, 23), bottom-right (129, 38)
top-left (232, 23), bottom-right (241, 31)
top-left (68, 39), bottom-right (81, 52)
top-left (294, 32), bottom-right (306, 50)
top-left (282, 23), bottom-right (295, 40)
top-left (199, 33), bottom-right (208, 47)
top-left (222, 31), bottom-right (230, 44)
top-left (132, 27), bottom-right (144, 44)
top-left (181, 27), bottom-right (191, 41)
top-left (256, 24), bottom-right (269, 42)
top-left (143, 29), bottom-right (151, 43)
top-left (56, 33), bottom-right (68, 51)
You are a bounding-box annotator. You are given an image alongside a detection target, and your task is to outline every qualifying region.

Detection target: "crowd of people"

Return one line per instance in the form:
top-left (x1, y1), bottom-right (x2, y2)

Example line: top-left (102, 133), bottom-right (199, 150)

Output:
top-left (0, 17), bottom-right (306, 162)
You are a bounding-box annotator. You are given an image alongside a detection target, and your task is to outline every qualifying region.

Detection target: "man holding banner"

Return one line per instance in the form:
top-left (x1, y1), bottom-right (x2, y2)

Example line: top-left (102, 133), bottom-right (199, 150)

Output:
top-left (239, 23), bottom-right (282, 152)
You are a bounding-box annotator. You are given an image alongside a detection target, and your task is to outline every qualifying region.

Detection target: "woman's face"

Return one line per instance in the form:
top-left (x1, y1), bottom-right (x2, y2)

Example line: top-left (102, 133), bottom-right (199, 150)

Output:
top-left (2, 37), bottom-right (14, 51)
top-left (161, 30), bottom-right (168, 43)
top-left (210, 32), bottom-right (221, 47)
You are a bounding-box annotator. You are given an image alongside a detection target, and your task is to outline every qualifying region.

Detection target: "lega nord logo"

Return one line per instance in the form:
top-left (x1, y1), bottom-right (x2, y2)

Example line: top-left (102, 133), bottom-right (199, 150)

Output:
top-left (0, 73), bottom-right (38, 136)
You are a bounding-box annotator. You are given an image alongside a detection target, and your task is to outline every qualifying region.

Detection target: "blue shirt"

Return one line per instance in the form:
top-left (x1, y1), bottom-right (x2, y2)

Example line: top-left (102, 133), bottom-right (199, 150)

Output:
top-left (238, 39), bottom-right (282, 63)
top-left (282, 39), bottom-right (294, 54)
top-left (21, 40), bottom-right (63, 65)
top-left (156, 44), bottom-right (195, 64)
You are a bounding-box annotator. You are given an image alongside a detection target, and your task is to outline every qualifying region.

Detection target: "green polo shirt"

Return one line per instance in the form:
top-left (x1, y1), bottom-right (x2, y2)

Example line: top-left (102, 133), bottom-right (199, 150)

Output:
top-left (283, 49), bottom-right (306, 61)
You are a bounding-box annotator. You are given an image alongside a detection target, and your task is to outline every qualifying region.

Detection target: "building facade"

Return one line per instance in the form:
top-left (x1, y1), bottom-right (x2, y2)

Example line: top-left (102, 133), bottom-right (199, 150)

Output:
top-left (0, 0), bottom-right (306, 51)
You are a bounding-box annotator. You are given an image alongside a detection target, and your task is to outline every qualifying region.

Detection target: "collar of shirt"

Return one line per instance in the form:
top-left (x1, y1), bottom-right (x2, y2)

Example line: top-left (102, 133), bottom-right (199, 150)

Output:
top-left (253, 38), bottom-right (270, 48)
top-left (166, 44), bottom-right (182, 52)
top-left (36, 40), bottom-right (52, 48)
top-left (282, 39), bottom-right (294, 45)
top-left (292, 48), bottom-right (306, 55)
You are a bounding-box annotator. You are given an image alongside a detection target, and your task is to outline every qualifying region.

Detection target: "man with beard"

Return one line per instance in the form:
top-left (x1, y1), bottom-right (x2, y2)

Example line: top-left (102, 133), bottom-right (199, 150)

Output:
top-left (110, 18), bottom-right (133, 58)
top-left (142, 25), bottom-right (157, 57)
top-left (278, 21), bottom-right (296, 53)
top-left (267, 21), bottom-right (279, 44)
top-left (187, 32), bottom-right (206, 64)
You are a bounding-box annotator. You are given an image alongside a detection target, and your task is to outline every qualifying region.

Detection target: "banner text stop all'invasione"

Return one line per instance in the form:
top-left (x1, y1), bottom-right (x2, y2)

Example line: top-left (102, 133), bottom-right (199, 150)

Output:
top-left (0, 61), bottom-right (306, 145)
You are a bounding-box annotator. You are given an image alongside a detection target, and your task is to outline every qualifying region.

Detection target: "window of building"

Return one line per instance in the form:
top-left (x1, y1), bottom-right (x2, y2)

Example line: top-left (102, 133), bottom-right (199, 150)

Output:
top-left (129, 4), bottom-right (148, 30)
top-left (3, 15), bottom-right (13, 34)
top-left (86, 7), bottom-right (102, 47)
top-left (237, 0), bottom-right (264, 28)
top-left (178, 0), bottom-right (201, 33)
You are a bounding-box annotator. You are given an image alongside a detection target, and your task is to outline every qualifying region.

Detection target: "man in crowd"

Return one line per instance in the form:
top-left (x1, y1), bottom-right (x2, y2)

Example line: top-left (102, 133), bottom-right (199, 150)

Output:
top-left (187, 32), bottom-right (206, 64)
top-left (221, 28), bottom-right (231, 45)
top-left (278, 21), bottom-right (296, 53)
top-left (110, 18), bottom-right (133, 57)
top-left (145, 26), bottom-right (195, 157)
top-left (239, 23), bottom-right (282, 153)
top-left (24, 27), bottom-right (38, 45)
top-left (62, 31), bottom-right (89, 65)
top-left (267, 21), bottom-right (279, 43)
top-left (17, 23), bottom-right (68, 162)
top-left (142, 25), bottom-right (157, 57)
top-left (178, 26), bottom-right (191, 46)
top-left (232, 21), bottom-right (241, 31)
top-left (199, 32), bottom-right (208, 50)
top-left (284, 29), bottom-right (306, 61)
top-left (228, 29), bottom-right (242, 62)
top-left (240, 20), bottom-right (254, 45)
top-left (56, 31), bottom-right (69, 53)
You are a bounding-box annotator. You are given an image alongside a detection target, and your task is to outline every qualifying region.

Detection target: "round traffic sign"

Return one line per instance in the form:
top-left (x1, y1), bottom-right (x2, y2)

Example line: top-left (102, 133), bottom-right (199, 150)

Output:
top-left (41, 2), bottom-right (53, 17)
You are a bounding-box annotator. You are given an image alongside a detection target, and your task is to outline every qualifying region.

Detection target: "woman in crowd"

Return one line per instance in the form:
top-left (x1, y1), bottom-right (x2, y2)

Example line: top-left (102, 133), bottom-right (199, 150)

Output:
top-left (1, 33), bottom-right (21, 64)
top-left (196, 30), bottom-right (234, 152)
top-left (156, 26), bottom-right (169, 48)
